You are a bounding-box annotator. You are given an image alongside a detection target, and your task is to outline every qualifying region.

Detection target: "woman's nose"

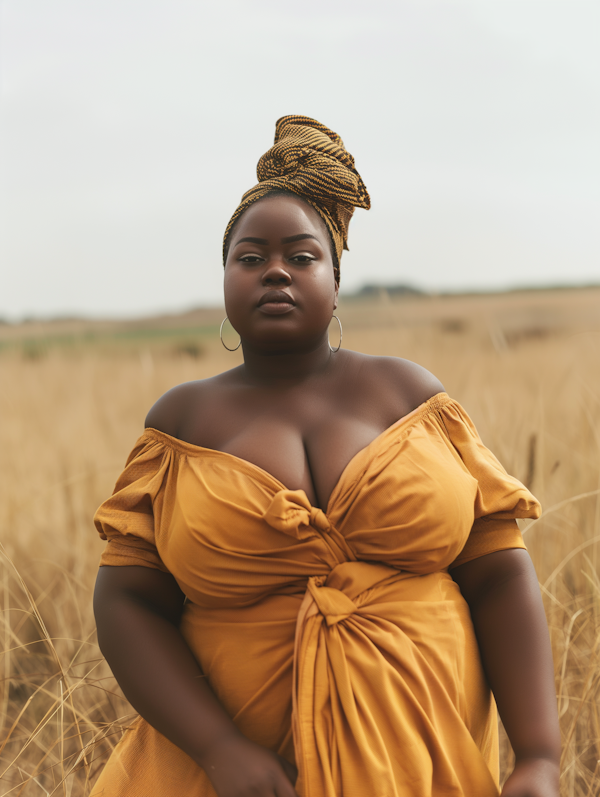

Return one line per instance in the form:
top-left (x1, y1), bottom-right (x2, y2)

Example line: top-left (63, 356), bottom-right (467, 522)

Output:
top-left (261, 259), bottom-right (292, 285)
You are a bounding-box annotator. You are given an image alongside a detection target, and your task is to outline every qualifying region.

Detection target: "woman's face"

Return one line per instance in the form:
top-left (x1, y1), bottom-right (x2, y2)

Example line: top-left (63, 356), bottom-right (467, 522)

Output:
top-left (224, 195), bottom-right (339, 353)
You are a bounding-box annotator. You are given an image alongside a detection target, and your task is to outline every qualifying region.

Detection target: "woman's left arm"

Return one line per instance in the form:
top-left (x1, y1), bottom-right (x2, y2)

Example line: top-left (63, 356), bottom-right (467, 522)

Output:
top-left (452, 548), bottom-right (561, 797)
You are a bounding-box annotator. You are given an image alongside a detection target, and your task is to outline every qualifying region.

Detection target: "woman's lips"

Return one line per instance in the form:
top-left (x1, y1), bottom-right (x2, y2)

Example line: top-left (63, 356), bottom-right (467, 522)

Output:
top-left (258, 301), bottom-right (295, 315)
top-left (257, 290), bottom-right (295, 315)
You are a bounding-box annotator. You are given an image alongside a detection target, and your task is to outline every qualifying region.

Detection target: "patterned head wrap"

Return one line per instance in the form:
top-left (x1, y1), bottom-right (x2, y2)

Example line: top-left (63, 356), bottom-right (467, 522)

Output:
top-left (223, 115), bottom-right (371, 284)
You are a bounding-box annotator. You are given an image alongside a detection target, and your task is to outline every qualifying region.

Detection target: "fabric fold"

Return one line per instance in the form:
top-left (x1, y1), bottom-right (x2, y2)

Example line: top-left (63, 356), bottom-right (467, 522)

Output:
top-left (292, 565), bottom-right (500, 797)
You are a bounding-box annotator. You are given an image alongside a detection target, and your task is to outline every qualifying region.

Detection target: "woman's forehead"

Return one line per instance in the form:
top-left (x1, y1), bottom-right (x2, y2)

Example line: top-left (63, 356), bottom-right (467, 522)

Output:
top-left (232, 195), bottom-right (329, 242)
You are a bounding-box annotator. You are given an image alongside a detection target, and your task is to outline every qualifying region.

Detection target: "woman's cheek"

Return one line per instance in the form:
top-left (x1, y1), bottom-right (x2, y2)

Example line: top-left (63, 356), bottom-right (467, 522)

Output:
top-left (223, 271), bottom-right (247, 325)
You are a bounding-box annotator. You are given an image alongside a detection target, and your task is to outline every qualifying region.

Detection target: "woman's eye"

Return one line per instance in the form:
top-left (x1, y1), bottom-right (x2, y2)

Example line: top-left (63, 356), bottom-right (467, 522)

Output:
top-left (291, 254), bottom-right (315, 264)
top-left (239, 254), bottom-right (263, 263)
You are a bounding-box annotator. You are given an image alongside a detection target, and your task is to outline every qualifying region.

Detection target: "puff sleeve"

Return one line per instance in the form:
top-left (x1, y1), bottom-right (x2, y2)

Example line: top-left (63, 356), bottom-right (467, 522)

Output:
top-left (94, 432), bottom-right (177, 571)
top-left (440, 399), bottom-right (541, 570)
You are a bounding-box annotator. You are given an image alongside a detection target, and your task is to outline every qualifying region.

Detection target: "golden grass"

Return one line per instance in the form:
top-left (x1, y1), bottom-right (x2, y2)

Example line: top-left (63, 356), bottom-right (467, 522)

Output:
top-left (1, 288), bottom-right (599, 795)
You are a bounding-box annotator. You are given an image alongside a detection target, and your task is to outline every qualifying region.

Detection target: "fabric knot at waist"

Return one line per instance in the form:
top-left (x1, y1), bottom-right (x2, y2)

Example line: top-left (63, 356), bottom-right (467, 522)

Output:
top-left (303, 561), bottom-right (401, 626)
top-left (307, 577), bottom-right (356, 626)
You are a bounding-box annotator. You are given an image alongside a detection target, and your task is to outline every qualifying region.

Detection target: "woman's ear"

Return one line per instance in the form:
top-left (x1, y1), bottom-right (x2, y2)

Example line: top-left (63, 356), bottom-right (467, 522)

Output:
top-left (333, 282), bottom-right (339, 311)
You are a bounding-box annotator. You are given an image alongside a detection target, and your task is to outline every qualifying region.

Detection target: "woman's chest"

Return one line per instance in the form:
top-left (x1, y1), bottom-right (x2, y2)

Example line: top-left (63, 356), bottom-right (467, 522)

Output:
top-left (179, 384), bottom-right (409, 510)
top-left (210, 416), bottom-right (394, 510)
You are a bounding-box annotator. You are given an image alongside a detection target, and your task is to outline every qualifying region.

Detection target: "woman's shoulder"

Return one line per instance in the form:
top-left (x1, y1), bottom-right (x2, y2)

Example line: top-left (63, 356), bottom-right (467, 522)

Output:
top-left (343, 350), bottom-right (445, 415)
top-left (144, 371), bottom-right (236, 438)
top-left (145, 354), bottom-right (444, 439)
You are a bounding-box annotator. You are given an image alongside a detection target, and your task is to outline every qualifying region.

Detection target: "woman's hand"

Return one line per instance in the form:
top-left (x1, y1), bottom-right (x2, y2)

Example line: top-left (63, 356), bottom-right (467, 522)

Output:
top-left (200, 733), bottom-right (298, 797)
top-left (501, 757), bottom-right (559, 797)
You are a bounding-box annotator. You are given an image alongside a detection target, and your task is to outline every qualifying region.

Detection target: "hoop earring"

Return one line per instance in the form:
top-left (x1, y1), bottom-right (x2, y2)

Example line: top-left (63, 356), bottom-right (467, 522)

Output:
top-left (329, 315), bottom-right (342, 353)
top-left (220, 317), bottom-right (241, 351)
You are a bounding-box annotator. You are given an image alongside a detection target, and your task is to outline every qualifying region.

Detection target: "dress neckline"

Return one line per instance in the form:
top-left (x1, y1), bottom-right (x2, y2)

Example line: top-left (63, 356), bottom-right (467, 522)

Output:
top-left (143, 391), bottom-right (450, 514)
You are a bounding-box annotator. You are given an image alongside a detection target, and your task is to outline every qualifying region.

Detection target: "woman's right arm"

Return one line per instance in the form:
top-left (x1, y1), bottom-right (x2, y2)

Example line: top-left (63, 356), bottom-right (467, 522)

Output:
top-left (94, 565), bottom-right (298, 797)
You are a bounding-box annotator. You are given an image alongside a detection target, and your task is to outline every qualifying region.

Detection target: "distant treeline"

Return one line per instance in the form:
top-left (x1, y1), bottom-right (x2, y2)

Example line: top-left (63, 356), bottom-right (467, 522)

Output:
top-left (341, 282), bottom-right (600, 300)
top-left (342, 284), bottom-right (426, 299)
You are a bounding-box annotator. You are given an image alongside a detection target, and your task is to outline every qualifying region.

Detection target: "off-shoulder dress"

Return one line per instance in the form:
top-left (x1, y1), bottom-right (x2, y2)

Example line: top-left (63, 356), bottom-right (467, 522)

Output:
top-left (92, 393), bottom-right (540, 797)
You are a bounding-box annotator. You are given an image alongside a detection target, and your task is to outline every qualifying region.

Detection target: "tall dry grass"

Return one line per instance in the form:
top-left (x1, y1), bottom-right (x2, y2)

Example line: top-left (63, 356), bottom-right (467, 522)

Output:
top-left (1, 289), bottom-right (599, 795)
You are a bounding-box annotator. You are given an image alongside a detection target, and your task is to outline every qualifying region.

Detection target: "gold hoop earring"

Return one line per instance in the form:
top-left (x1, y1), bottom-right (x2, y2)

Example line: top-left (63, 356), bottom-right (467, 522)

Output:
top-left (329, 315), bottom-right (342, 353)
top-left (220, 317), bottom-right (241, 351)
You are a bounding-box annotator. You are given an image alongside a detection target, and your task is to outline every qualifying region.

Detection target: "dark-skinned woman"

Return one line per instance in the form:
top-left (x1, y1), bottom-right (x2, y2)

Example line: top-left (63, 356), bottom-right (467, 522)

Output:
top-left (92, 116), bottom-right (560, 797)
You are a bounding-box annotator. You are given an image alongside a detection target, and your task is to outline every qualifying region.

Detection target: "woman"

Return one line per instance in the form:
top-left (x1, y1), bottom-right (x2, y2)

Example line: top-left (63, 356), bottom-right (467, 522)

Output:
top-left (93, 116), bottom-right (560, 797)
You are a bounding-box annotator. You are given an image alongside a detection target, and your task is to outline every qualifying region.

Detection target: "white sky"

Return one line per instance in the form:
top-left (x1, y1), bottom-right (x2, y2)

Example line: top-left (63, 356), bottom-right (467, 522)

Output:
top-left (1, 0), bottom-right (599, 320)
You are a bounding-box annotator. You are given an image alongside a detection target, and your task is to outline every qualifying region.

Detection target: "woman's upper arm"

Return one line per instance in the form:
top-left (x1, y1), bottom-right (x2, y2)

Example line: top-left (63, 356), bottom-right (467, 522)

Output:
top-left (451, 548), bottom-right (534, 607)
top-left (94, 565), bottom-right (185, 626)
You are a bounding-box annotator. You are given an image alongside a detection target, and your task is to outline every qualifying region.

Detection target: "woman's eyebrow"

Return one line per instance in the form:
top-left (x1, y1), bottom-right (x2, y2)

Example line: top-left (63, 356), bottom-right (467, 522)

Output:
top-left (281, 233), bottom-right (318, 244)
top-left (235, 236), bottom-right (268, 245)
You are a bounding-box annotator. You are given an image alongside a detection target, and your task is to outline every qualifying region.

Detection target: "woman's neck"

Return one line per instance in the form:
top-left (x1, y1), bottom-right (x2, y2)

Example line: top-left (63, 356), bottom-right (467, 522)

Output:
top-left (238, 338), bottom-right (335, 387)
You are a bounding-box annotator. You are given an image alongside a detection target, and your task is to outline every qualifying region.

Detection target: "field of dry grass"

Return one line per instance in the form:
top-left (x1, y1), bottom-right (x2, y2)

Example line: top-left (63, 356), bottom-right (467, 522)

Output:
top-left (1, 287), bottom-right (599, 795)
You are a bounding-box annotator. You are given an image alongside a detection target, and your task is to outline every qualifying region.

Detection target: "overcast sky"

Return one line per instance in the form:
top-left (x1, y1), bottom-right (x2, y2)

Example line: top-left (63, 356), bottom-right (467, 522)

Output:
top-left (1, 0), bottom-right (599, 320)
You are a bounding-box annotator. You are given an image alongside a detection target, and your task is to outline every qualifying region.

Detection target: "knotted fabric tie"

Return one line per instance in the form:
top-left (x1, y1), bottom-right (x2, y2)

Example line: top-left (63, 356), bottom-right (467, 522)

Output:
top-left (291, 560), bottom-right (407, 794)
top-left (263, 489), bottom-right (355, 564)
top-left (303, 561), bottom-right (400, 626)
top-left (307, 576), bottom-right (357, 627)
top-left (263, 489), bottom-right (331, 535)
top-left (264, 490), bottom-right (399, 630)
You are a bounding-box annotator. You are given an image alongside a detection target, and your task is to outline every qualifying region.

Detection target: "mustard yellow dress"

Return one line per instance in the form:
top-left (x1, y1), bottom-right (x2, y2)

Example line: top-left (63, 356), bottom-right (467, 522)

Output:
top-left (92, 393), bottom-right (540, 797)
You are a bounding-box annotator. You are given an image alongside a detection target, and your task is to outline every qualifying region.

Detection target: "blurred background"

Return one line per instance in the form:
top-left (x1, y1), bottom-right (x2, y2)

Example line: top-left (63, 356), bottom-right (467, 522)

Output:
top-left (1, 2), bottom-right (600, 796)
top-left (2, 0), bottom-right (599, 320)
